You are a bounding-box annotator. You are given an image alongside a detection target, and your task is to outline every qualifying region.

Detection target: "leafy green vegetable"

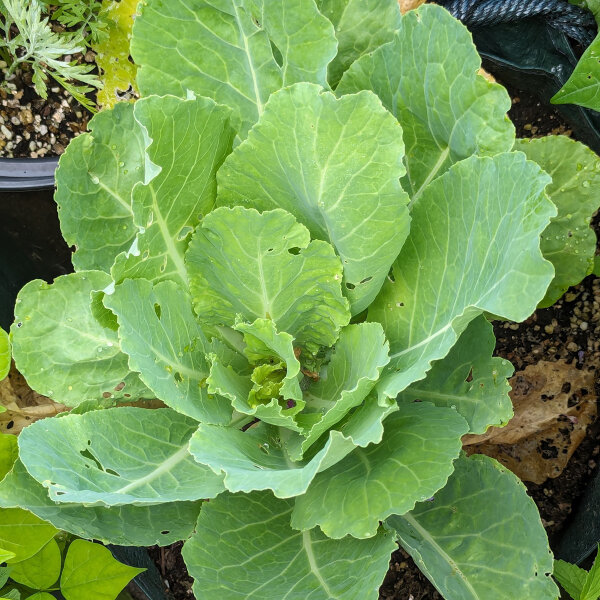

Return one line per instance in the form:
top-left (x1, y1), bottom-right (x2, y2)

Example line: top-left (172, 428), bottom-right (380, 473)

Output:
top-left (7, 3), bottom-right (566, 599)
top-left (514, 136), bottom-right (600, 306)
top-left (9, 538), bottom-right (61, 589)
top-left (0, 508), bottom-right (57, 563)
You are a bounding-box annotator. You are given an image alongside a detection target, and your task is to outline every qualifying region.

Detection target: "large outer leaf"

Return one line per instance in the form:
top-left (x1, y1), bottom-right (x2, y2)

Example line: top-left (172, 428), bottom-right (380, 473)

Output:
top-left (10, 538), bottom-right (61, 590)
top-left (389, 454), bottom-right (559, 600)
top-left (55, 103), bottom-right (145, 272)
top-left (316, 0), bottom-right (401, 87)
top-left (514, 136), bottom-right (600, 307)
top-left (182, 490), bottom-right (397, 600)
top-left (291, 402), bottom-right (468, 539)
top-left (218, 83), bottom-right (410, 314)
top-left (0, 460), bottom-right (200, 546)
top-left (111, 95), bottom-right (235, 287)
top-left (18, 407), bottom-right (225, 506)
top-left (337, 4), bottom-right (514, 200)
top-left (552, 33), bottom-right (600, 111)
top-left (104, 279), bottom-right (232, 424)
top-left (186, 207), bottom-right (349, 352)
top-left (131, 0), bottom-right (336, 137)
top-left (0, 329), bottom-right (8, 381)
top-left (287, 322), bottom-right (390, 460)
top-left (370, 153), bottom-right (555, 400)
top-left (398, 316), bottom-right (514, 435)
top-left (11, 272), bottom-right (148, 406)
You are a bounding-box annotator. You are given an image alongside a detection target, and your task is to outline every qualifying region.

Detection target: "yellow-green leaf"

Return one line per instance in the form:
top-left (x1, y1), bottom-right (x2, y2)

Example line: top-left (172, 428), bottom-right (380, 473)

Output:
top-left (10, 538), bottom-right (61, 590)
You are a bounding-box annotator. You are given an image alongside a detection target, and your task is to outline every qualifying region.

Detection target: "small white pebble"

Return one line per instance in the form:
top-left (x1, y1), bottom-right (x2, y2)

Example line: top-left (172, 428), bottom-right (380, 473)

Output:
top-left (10, 116), bottom-right (19, 126)
top-left (51, 87), bottom-right (60, 93)
top-left (39, 124), bottom-right (48, 135)
top-left (1, 124), bottom-right (12, 140)
top-left (580, 322), bottom-right (589, 331)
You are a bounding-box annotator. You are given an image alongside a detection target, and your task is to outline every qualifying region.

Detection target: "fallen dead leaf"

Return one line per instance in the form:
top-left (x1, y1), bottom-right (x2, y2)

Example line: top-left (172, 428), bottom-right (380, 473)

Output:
top-left (464, 360), bottom-right (596, 484)
top-left (0, 362), bottom-right (68, 434)
top-left (398, 0), bottom-right (425, 14)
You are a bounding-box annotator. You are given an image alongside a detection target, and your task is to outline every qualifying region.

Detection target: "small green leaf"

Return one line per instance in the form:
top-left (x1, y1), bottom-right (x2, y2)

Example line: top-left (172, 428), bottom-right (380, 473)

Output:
top-left (61, 540), bottom-right (144, 600)
top-left (0, 508), bottom-right (57, 563)
top-left (217, 83), bottom-right (410, 314)
top-left (0, 549), bottom-right (15, 563)
top-left (0, 434), bottom-right (17, 482)
top-left (18, 407), bottom-right (225, 505)
top-left (398, 315), bottom-right (514, 434)
top-left (390, 454), bottom-right (559, 600)
top-left (514, 136), bottom-right (600, 307)
top-left (552, 33), bottom-right (600, 111)
top-left (24, 594), bottom-right (55, 600)
top-left (10, 538), bottom-right (61, 590)
top-left (291, 402), bottom-right (468, 539)
top-left (182, 491), bottom-right (397, 600)
top-left (580, 547), bottom-right (600, 600)
top-left (187, 207), bottom-right (350, 352)
top-left (0, 329), bottom-right (9, 381)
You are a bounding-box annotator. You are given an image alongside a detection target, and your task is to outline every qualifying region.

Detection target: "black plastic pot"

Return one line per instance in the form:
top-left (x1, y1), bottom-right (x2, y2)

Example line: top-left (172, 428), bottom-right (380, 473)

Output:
top-left (0, 157), bottom-right (59, 191)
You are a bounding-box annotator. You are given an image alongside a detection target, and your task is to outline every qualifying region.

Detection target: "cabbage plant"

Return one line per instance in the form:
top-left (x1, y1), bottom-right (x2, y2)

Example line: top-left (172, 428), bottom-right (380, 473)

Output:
top-left (1, 2), bottom-right (574, 598)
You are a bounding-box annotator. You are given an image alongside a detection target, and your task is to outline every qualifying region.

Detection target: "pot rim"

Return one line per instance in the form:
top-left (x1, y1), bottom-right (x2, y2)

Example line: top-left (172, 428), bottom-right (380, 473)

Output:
top-left (0, 157), bottom-right (58, 192)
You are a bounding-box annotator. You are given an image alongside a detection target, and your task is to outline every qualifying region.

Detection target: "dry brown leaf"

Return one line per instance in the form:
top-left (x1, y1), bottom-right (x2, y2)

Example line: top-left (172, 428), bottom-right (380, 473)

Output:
top-left (0, 363), bottom-right (67, 434)
top-left (398, 0), bottom-right (426, 14)
top-left (464, 360), bottom-right (597, 484)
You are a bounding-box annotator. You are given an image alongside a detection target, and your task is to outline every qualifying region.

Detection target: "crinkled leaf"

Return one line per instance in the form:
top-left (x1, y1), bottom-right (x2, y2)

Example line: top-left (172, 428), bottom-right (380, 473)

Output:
top-left (287, 322), bottom-right (390, 460)
top-left (370, 153), bottom-right (555, 400)
top-left (552, 33), bottom-right (600, 111)
top-left (389, 454), bottom-right (558, 600)
top-left (132, 0), bottom-right (337, 137)
top-left (208, 319), bottom-right (304, 430)
top-left (218, 83), bottom-right (410, 314)
top-left (291, 402), bottom-right (468, 539)
top-left (182, 490), bottom-right (397, 600)
top-left (11, 272), bottom-right (148, 406)
top-left (514, 136), bottom-right (600, 307)
top-left (0, 459), bottom-right (200, 546)
top-left (104, 279), bottom-right (232, 424)
top-left (111, 95), bottom-right (235, 287)
top-left (0, 329), bottom-right (9, 382)
top-left (337, 4), bottom-right (515, 199)
top-left (94, 0), bottom-right (139, 108)
top-left (316, 0), bottom-right (401, 87)
top-left (61, 539), bottom-right (144, 600)
top-left (398, 315), bottom-right (514, 434)
top-left (55, 103), bottom-right (145, 272)
top-left (0, 508), bottom-right (57, 563)
top-left (10, 538), bottom-right (61, 590)
top-left (187, 206), bottom-right (349, 351)
top-left (18, 407), bottom-right (225, 506)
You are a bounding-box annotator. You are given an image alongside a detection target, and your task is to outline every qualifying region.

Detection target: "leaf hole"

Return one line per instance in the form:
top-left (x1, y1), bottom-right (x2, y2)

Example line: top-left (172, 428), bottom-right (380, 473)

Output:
top-left (387, 267), bottom-right (395, 283)
top-left (80, 448), bottom-right (103, 471)
top-left (142, 250), bottom-right (150, 260)
top-left (465, 368), bottom-right (473, 383)
top-left (161, 530), bottom-right (170, 535)
top-left (102, 392), bottom-right (112, 399)
top-left (114, 382), bottom-right (126, 392)
top-left (174, 372), bottom-right (183, 383)
top-left (177, 226), bottom-right (194, 242)
top-left (345, 282), bottom-right (356, 290)
top-left (105, 468), bottom-right (120, 477)
top-left (287, 247), bottom-right (301, 255)
top-left (154, 303), bottom-right (162, 319)
top-left (359, 277), bottom-right (372, 285)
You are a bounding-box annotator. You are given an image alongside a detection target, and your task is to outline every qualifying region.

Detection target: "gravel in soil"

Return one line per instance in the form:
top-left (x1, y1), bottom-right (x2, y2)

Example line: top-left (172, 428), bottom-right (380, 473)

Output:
top-left (0, 58), bottom-right (92, 158)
